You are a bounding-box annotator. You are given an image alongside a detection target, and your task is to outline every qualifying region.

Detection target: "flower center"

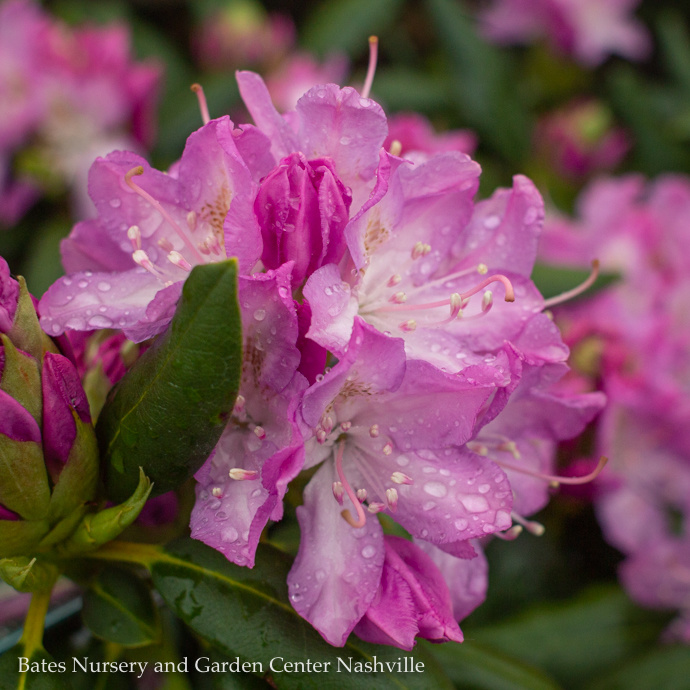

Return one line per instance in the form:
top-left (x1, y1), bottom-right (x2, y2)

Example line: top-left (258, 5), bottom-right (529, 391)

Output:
top-left (359, 241), bottom-right (514, 332)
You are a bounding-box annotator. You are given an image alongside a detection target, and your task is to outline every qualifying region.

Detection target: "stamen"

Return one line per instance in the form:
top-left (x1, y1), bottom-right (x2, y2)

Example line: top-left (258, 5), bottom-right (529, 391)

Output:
top-left (511, 512), bottom-right (545, 536)
top-left (494, 525), bottom-right (523, 541)
top-left (369, 424), bottom-right (380, 438)
top-left (496, 455), bottom-right (608, 486)
top-left (211, 487), bottom-right (223, 498)
top-left (316, 429), bottom-right (327, 444)
top-left (389, 139), bottom-right (402, 157)
top-left (336, 442), bottom-right (367, 528)
top-left (390, 291), bottom-right (407, 304)
top-left (322, 416), bottom-right (334, 434)
top-left (332, 481), bottom-right (344, 505)
top-left (399, 319), bottom-right (417, 332)
top-left (382, 443), bottom-right (393, 456)
top-left (481, 291), bottom-right (493, 312)
top-left (391, 471), bottom-right (413, 485)
top-left (459, 274), bottom-right (514, 303)
top-left (158, 237), bottom-right (174, 252)
top-left (360, 36), bottom-right (378, 100)
top-left (411, 242), bottom-right (431, 260)
top-left (386, 487), bottom-right (399, 511)
top-left (168, 251), bottom-right (192, 272)
top-left (232, 394), bottom-right (246, 415)
top-left (127, 225), bottom-right (141, 250)
top-left (542, 260), bottom-right (600, 309)
top-left (253, 426), bottom-right (266, 440)
top-left (387, 274), bottom-right (402, 287)
top-left (187, 211), bottom-right (198, 232)
top-left (124, 166), bottom-right (205, 262)
top-left (132, 249), bottom-right (164, 277)
top-left (356, 488), bottom-right (367, 502)
top-left (477, 263), bottom-right (488, 275)
top-left (191, 83), bottom-right (211, 125)
top-left (340, 421), bottom-right (352, 432)
top-left (498, 440), bottom-right (521, 460)
top-left (367, 502), bottom-right (386, 514)
top-left (467, 441), bottom-right (489, 456)
top-left (229, 468), bottom-right (259, 480)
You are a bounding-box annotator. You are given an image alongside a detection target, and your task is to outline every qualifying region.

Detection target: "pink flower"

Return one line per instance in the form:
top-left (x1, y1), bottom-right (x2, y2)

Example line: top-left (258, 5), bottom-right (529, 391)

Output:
top-left (480, 0), bottom-right (651, 66)
top-left (535, 99), bottom-right (629, 180)
top-left (39, 116), bottom-right (258, 341)
top-left (0, 0), bottom-right (162, 225)
top-left (385, 112), bottom-right (477, 159)
top-left (287, 319), bottom-right (513, 645)
top-left (353, 537), bottom-right (464, 650)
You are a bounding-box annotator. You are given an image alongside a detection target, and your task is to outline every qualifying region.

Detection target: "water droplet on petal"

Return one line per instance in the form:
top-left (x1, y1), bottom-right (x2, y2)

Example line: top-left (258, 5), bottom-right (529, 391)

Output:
top-left (88, 315), bottom-right (113, 328)
top-left (424, 481), bottom-right (448, 498)
top-left (361, 545), bottom-right (376, 559)
top-left (97, 282), bottom-right (111, 292)
top-left (253, 309), bottom-right (266, 321)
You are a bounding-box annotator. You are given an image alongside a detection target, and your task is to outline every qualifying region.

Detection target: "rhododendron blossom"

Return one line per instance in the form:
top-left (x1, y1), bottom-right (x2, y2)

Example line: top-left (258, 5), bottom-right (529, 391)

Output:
top-left (34, 61), bottom-right (610, 651)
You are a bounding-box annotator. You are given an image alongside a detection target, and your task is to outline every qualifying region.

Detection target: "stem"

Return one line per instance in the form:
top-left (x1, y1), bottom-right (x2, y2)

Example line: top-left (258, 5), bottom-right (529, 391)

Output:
top-left (19, 589), bottom-right (52, 657)
top-left (81, 540), bottom-right (162, 568)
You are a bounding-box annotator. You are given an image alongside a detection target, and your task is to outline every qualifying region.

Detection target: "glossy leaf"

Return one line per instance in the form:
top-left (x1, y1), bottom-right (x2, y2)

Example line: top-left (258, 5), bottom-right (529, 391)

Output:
top-left (98, 260), bottom-right (242, 502)
top-left (470, 585), bottom-right (669, 688)
top-left (82, 567), bottom-right (160, 647)
top-left (149, 538), bottom-right (453, 690)
top-left (426, 640), bottom-right (562, 690)
top-left (587, 644), bottom-right (690, 690)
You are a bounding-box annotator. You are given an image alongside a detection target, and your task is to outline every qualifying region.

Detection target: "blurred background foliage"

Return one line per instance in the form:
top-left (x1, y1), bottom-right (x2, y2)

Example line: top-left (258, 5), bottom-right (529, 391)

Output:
top-left (2, 0), bottom-right (690, 687)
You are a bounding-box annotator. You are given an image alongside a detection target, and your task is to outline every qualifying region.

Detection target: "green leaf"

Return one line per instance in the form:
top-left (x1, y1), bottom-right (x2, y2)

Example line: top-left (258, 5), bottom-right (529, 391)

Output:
top-left (82, 567), bottom-right (160, 648)
top-left (98, 260), bottom-right (242, 502)
top-left (426, 640), bottom-right (562, 690)
top-left (587, 644), bottom-right (690, 690)
top-left (58, 470), bottom-right (152, 556)
top-left (470, 585), bottom-right (669, 688)
top-left (425, 0), bottom-right (532, 162)
top-left (302, 0), bottom-right (403, 57)
top-left (530, 263), bottom-right (619, 302)
top-left (0, 644), bottom-right (71, 690)
top-left (150, 538), bottom-right (452, 690)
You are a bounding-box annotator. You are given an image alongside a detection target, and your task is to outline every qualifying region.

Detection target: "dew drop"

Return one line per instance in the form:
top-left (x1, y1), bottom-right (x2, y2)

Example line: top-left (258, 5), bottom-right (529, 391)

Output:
top-left (460, 495), bottom-right (489, 513)
top-left (222, 526), bottom-right (238, 542)
top-left (484, 214), bottom-right (500, 229)
top-left (253, 309), bottom-right (266, 321)
top-left (97, 282), bottom-right (111, 292)
top-left (361, 545), bottom-right (376, 559)
top-left (88, 315), bottom-right (113, 328)
top-left (78, 280), bottom-right (88, 289)
top-left (478, 483), bottom-right (490, 494)
top-left (424, 481), bottom-right (448, 498)
top-left (454, 518), bottom-right (468, 531)
top-left (109, 198), bottom-right (122, 208)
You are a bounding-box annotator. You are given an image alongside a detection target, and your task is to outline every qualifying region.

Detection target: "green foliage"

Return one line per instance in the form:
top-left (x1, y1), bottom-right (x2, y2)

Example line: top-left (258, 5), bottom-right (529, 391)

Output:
top-left (150, 538), bottom-right (453, 690)
top-left (98, 260), bottom-right (242, 502)
top-left (82, 567), bottom-right (161, 647)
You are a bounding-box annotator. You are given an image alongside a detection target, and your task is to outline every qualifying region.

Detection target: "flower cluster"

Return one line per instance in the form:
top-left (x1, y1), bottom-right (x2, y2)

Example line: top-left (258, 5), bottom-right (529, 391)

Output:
top-left (480, 0), bottom-right (651, 66)
top-left (0, 0), bottom-right (160, 225)
top-left (38, 64), bottom-right (604, 649)
top-left (540, 174), bottom-right (690, 642)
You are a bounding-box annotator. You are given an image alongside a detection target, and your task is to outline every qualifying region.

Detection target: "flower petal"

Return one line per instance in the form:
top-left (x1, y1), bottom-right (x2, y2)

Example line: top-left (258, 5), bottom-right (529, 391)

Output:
top-left (287, 461), bottom-right (384, 646)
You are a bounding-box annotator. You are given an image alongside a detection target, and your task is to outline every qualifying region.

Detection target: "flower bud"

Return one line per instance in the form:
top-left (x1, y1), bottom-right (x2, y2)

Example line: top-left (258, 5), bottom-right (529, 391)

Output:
top-left (0, 262), bottom-right (99, 561)
top-left (256, 152), bottom-right (352, 286)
